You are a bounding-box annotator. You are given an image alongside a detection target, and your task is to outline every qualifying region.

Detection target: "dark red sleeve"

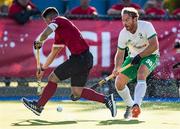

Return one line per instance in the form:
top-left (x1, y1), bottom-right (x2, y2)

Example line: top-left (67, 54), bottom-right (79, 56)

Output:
top-left (90, 6), bottom-right (97, 14)
top-left (70, 7), bottom-right (80, 14)
top-left (158, 9), bottom-right (165, 15)
top-left (145, 8), bottom-right (153, 15)
top-left (8, 4), bottom-right (22, 16)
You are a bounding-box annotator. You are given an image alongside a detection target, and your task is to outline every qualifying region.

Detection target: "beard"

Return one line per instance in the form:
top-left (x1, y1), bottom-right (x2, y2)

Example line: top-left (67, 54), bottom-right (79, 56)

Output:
top-left (125, 24), bottom-right (135, 33)
top-left (125, 26), bottom-right (130, 31)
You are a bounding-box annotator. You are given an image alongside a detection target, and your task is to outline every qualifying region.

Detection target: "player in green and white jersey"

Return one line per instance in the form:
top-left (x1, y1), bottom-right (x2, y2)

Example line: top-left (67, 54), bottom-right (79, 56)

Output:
top-left (113, 7), bottom-right (159, 119)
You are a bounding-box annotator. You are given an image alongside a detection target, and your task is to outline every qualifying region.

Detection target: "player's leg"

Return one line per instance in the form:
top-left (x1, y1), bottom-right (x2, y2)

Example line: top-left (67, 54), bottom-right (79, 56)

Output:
top-left (115, 73), bottom-right (133, 106)
top-left (71, 73), bottom-right (117, 117)
top-left (115, 73), bottom-right (134, 119)
top-left (70, 50), bottom-right (106, 103)
top-left (22, 72), bottom-right (60, 115)
top-left (116, 56), bottom-right (138, 119)
top-left (37, 72), bottom-right (59, 107)
top-left (70, 51), bottom-right (117, 117)
top-left (21, 72), bottom-right (59, 116)
top-left (132, 65), bottom-right (149, 118)
top-left (132, 54), bottom-right (159, 118)
top-left (22, 59), bottom-right (73, 116)
top-left (71, 71), bottom-right (105, 103)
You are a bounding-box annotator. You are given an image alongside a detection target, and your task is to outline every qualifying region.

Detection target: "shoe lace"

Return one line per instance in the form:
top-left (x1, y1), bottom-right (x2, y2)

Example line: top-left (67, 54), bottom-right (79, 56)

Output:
top-left (30, 103), bottom-right (38, 110)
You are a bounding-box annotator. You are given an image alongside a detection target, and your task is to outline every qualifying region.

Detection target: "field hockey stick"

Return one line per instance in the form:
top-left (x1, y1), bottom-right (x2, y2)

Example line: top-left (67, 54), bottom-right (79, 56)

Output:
top-left (90, 64), bottom-right (132, 90)
top-left (36, 48), bottom-right (43, 95)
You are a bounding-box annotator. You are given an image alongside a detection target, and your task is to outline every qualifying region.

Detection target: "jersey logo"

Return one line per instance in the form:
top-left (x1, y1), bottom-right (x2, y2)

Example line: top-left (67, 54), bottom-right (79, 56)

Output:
top-left (138, 33), bottom-right (143, 39)
top-left (126, 39), bottom-right (131, 45)
top-left (133, 44), bottom-right (147, 49)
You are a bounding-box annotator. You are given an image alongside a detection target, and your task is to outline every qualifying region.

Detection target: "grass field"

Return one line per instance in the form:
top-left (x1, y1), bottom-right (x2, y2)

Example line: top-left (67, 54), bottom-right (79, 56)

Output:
top-left (0, 101), bottom-right (180, 129)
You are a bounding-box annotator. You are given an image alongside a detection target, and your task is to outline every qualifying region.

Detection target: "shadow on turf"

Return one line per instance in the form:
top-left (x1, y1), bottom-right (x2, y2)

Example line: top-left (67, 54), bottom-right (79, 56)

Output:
top-left (98, 119), bottom-right (145, 125)
top-left (11, 119), bottom-right (100, 126)
top-left (11, 119), bottom-right (144, 126)
top-left (11, 119), bottom-right (77, 126)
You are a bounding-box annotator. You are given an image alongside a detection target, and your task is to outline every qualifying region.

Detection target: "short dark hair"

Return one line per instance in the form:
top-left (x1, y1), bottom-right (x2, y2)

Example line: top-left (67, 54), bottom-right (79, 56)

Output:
top-left (42, 7), bottom-right (59, 18)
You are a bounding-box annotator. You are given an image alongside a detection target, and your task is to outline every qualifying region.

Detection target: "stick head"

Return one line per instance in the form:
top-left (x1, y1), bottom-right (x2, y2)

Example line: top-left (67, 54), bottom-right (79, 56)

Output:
top-left (37, 83), bottom-right (43, 95)
top-left (70, 94), bottom-right (80, 101)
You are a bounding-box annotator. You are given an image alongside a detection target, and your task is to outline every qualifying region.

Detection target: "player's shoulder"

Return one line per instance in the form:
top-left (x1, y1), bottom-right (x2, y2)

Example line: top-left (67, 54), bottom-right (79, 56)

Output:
top-left (52, 16), bottom-right (69, 23)
top-left (138, 20), bottom-right (153, 27)
top-left (119, 27), bottom-right (128, 35)
top-left (54, 16), bottom-right (68, 20)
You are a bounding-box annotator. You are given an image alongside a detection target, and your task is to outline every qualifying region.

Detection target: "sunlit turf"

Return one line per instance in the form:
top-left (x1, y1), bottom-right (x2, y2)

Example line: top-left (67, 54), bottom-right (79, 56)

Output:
top-left (52, 101), bottom-right (180, 111)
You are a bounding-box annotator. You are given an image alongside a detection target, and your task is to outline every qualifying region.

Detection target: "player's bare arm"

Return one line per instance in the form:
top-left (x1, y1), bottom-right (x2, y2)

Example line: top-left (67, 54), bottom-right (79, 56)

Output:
top-left (34, 27), bottom-right (54, 50)
top-left (39, 26), bottom-right (53, 42)
top-left (35, 26), bottom-right (53, 45)
top-left (36, 46), bottom-right (64, 79)
top-left (139, 36), bottom-right (159, 58)
top-left (42, 46), bottom-right (64, 69)
top-left (113, 48), bottom-right (125, 75)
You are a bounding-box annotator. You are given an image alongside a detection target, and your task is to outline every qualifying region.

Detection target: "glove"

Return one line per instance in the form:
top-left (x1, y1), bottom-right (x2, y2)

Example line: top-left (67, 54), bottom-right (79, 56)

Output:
top-left (34, 41), bottom-right (42, 49)
top-left (131, 54), bottom-right (142, 65)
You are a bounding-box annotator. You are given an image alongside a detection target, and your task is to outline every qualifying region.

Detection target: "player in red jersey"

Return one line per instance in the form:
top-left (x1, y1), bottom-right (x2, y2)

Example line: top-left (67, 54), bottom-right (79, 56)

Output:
top-left (8, 0), bottom-right (40, 24)
top-left (144, 0), bottom-right (165, 16)
top-left (107, 0), bottom-right (143, 15)
top-left (70, 0), bottom-right (97, 15)
top-left (21, 7), bottom-right (116, 117)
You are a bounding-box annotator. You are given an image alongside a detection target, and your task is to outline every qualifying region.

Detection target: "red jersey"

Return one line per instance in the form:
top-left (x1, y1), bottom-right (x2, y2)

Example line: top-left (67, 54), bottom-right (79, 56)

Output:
top-left (52, 16), bottom-right (89, 55)
top-left (111, 3), bottom-right (141, 11)
top-left (145, 7), bottom-right (165, 15)
top-left (70, 6), bottom-right (97, 15)
top-left (8, 1), bottom-right (36, 16)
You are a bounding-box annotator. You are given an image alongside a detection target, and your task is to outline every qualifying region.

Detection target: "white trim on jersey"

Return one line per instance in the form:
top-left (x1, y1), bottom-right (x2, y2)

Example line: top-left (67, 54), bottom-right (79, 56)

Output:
top-left (48, 23), bottom-right (58, 31)
top-left (53, 44), bottom-right (65, 47)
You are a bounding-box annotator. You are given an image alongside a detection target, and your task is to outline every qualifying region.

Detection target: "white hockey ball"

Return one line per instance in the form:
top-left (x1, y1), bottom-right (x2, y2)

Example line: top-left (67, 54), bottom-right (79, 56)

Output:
top-left (57, 106), bottom-right (63, 112)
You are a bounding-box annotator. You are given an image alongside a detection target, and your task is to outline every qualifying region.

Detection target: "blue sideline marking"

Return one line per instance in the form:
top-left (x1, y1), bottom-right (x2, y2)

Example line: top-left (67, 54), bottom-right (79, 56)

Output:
top-left (0, 96), bottom-right (180, 102)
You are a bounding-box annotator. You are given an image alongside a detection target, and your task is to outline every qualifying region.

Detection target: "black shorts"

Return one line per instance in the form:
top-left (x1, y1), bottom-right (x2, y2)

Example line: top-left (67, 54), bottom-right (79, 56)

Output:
top-left (54, 49), bottom-right (93, 87)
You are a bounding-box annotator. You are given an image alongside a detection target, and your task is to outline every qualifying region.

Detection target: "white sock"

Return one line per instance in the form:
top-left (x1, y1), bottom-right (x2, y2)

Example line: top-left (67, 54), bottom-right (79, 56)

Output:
top-left (134, 80), bottom-right (147, 106)
top-left (116, 85), bottom-right (134, 107)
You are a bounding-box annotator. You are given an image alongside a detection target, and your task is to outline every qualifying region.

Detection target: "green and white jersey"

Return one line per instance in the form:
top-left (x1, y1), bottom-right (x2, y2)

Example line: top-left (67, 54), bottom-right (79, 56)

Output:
top-left (118, 20), bottom-right (159, 57)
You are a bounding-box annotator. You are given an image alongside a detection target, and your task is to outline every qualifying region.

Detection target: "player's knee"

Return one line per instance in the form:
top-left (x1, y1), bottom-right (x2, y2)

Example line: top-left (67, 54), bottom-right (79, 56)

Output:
top-left (115, 73), bottom-right (129, 91)
top-left (115, 76), bottom-right (125, 91)
top-left (48, 73), bottom-right (59, 83)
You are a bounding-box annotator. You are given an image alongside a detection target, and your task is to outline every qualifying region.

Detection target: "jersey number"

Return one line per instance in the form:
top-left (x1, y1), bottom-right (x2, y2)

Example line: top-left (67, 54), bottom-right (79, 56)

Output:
top-left (145, 59), bottom-right (153, 67)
